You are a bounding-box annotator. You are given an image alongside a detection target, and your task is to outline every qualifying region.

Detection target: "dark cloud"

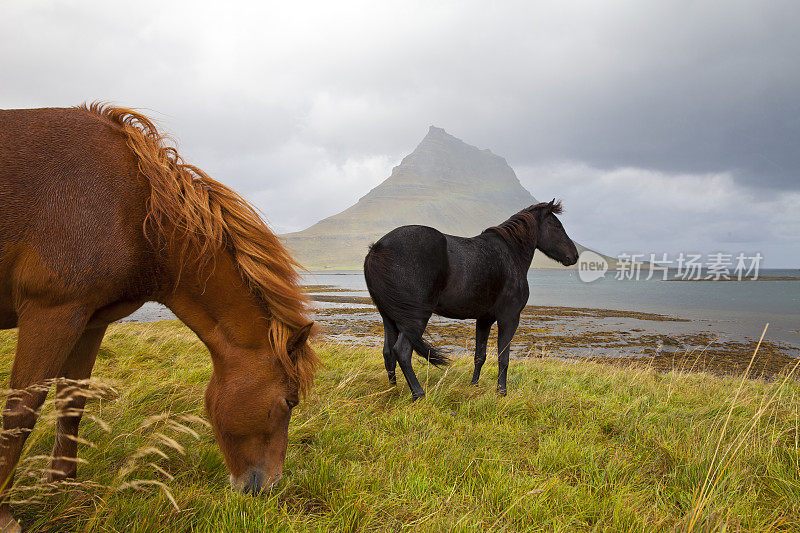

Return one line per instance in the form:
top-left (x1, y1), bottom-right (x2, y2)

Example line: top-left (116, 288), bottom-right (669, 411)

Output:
top-left (1, 0), bottom-right (798, 263)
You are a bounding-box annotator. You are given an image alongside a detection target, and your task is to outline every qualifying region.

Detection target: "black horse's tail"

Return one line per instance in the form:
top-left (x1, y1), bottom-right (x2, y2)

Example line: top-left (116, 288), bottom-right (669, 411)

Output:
top-left (364, 242), bottom-right (450, 368)
top-left (405, 332), bottom-right (450, 367)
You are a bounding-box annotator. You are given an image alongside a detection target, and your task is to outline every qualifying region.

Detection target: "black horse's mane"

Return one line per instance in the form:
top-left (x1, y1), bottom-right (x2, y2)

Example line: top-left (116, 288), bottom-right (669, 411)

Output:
top-left (483, 201), bottom-right (563, 245)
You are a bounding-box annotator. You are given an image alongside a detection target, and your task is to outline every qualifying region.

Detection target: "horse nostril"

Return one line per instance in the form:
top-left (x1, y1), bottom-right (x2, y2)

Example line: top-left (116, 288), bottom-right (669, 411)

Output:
top-left (243, 469), bottom-right (264, 494)
top-left (234, 469), bottom-right (281, 495)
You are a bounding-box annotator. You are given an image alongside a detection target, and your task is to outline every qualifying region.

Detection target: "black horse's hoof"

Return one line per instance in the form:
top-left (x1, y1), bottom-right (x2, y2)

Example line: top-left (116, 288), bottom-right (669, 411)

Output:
top-left (389, 379), bottom-right (397, 386)
top-left (470, 379), bottom-right (479, 386)
top-left (411, 393), bottom-right (425, 402)
top-left (497, 388), bottom-right (507, 397)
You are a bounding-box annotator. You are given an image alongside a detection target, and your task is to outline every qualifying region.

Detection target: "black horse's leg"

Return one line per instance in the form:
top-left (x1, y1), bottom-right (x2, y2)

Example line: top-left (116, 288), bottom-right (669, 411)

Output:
top-left (393, 332), bottom-right (426, 400)
top-left (381, 317), bottom-right (399, 386)
top-left (471, 317), bottom-right (494, 385)
top-left (496, 315), bottom-right (520, 396)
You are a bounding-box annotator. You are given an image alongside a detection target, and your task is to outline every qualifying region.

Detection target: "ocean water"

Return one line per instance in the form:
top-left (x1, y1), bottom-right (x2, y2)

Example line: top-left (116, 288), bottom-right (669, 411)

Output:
top-left (123, 269), bottom-right (800, 352)
top-left (301, 269), bottom-right (800, 350)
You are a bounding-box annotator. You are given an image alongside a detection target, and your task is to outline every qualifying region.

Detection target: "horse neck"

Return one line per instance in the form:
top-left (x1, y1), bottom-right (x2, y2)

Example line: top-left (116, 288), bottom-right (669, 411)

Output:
top-left (162, 250), bottom-right (271, 369)
top-left (492, 223), bottom-right (539, 269)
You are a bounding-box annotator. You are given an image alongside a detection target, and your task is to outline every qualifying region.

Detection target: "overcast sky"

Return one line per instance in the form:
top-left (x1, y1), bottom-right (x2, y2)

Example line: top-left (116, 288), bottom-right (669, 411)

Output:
top-left (3, 1), bottom-right (799, 266)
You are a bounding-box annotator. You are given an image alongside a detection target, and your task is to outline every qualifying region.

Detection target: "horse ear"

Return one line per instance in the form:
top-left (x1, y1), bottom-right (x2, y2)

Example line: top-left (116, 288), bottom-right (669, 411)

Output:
top-left (535, 198), bottom-right (556, 221)
top-left (287, 321), bottom-right (314, 352)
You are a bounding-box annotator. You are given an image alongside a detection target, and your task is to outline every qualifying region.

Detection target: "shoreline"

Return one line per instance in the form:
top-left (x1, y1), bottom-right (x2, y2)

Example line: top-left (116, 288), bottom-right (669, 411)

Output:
top-left (122, 287), bottom-right (800, 380)
top-left (305, 294), bottom-right (798, 379)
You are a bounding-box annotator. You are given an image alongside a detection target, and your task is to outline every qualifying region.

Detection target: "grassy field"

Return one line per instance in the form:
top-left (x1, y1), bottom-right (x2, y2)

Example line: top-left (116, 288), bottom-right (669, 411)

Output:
top-left (1, 321), bottom-right (799, 532)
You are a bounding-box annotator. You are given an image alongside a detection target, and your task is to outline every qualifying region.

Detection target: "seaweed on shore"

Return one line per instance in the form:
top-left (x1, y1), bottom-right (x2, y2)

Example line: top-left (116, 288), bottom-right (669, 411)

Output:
top-left (306, 297), bottom-right (798, 381)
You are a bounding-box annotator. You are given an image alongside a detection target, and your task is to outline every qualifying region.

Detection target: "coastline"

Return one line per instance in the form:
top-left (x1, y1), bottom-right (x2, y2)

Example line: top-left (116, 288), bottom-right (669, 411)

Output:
top-left (122, 285), bottom-right (800, 380)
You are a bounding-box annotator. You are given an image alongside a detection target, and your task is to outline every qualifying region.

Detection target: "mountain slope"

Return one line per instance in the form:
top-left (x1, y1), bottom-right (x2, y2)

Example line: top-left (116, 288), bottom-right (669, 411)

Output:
top-left (282, 127), bottom-right (609, 269)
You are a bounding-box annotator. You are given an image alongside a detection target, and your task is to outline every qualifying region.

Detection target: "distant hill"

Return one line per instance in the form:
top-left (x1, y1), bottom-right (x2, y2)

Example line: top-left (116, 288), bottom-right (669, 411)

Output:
top-left (282, 126), bottom-right (614, 270)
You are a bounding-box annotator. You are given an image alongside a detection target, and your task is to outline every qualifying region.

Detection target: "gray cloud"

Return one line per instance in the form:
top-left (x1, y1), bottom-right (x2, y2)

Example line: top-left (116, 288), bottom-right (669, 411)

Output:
top-left (517, 163), bottom-right (800, 267)
top-left (2, 0), bottom-right (798, 264)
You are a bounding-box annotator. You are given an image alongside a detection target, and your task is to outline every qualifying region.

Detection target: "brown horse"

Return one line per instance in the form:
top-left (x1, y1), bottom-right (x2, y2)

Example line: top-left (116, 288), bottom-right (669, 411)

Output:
top-left (0, 104), bottom-right (319, 531)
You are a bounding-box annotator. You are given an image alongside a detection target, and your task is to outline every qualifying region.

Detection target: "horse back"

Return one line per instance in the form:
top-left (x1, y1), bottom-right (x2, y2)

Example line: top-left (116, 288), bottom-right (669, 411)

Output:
top-left (433, 234), bottom-right (512, 319)
top-left (365, 225), bottom-right (448, 307)
top-left (0, 107), bottom-right (158, 318)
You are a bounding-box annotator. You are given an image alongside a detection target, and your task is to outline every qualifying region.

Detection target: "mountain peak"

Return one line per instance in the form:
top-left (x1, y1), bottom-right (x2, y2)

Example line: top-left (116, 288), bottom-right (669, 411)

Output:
top-left (281, 127), bottom-right (557, 268)
top-left (395, 127), bottom-right (524, 193)
top-left (425, 125), bottom-right (451, 138)
top-left (417, 126), bottom-right (497, 158)
top-left (418, 125), bottom-right (469, 151)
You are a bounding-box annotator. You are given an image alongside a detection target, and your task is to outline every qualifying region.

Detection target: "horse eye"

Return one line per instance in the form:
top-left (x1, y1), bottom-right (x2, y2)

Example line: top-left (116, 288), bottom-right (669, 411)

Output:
top-left (285, 398), bottom-right (298, 409)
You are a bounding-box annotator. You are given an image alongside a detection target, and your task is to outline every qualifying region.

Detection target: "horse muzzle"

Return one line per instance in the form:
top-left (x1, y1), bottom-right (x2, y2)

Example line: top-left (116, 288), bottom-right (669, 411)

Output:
top-left (566, 252), bottom-right (579, 266)
top-left (230, 468), bottom-right (281, 494)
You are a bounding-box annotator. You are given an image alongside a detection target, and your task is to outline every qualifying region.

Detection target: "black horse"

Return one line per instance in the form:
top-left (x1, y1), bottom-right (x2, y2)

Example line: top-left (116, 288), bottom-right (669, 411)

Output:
top-left (364, 200), bottom-right (579, 399)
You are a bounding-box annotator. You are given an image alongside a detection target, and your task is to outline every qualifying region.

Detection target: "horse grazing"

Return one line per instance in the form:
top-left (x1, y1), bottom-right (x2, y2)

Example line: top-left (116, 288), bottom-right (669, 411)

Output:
top-left (0, 104), bottom-right (319, 531)
top-left (364, 200), bottom-right (578, 400)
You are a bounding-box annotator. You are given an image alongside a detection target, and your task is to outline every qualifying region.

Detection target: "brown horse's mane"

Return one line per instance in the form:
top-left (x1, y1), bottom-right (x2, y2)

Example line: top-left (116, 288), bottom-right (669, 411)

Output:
top-left (484, 201), bottom-right (563, 245)
top-left (79, 103), bottom-right (317, 392)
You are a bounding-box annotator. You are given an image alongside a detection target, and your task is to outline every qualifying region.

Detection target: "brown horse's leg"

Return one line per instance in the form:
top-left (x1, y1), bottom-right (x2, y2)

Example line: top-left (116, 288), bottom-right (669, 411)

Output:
top-left (48, 326), bottom-right (106, 482)
top-left (0, 303), bottom-right (87, 531)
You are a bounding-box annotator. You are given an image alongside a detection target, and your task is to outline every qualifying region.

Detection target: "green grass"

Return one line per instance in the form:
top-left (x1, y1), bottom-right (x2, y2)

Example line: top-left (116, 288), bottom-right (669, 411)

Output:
top-left (1, 321), bottom-right (799, 532)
